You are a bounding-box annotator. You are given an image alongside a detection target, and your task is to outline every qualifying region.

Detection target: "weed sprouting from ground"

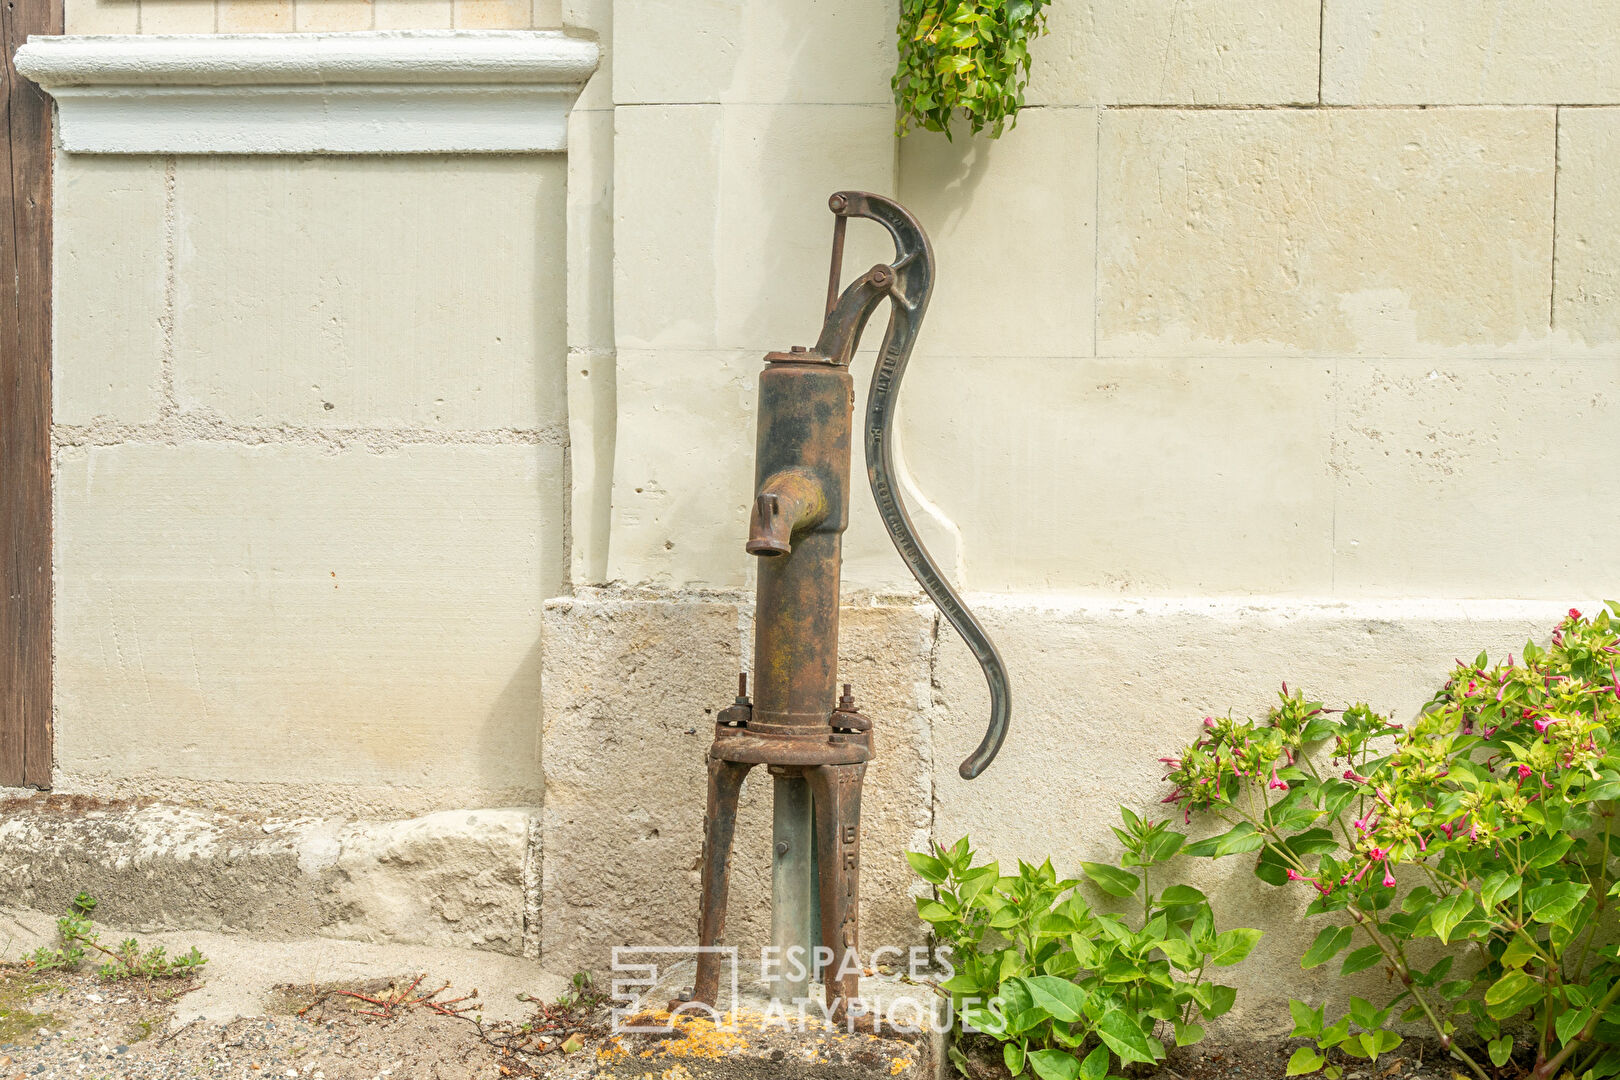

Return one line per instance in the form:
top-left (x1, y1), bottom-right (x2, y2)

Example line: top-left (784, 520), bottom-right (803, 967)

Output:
top-left (20, 894), bottom-right (207, 981)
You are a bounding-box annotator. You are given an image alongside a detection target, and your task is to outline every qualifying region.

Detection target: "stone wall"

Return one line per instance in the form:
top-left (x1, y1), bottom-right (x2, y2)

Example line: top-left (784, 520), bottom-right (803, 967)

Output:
top-left (17, 0), bottom-right (1620, 1031)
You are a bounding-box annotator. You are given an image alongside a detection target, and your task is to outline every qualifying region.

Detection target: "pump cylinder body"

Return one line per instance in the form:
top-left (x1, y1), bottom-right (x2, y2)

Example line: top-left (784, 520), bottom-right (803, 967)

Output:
top-left (750, 359), bottom-right (852, 734)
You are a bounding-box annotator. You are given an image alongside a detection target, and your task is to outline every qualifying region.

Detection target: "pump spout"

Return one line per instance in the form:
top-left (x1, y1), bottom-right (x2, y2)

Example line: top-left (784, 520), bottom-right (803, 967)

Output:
top-left (745, 468), bottom-right (827, 557)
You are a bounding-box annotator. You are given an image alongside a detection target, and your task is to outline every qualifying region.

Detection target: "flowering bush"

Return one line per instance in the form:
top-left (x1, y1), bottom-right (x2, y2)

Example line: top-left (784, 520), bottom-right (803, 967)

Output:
top-left (911, 815), bottom-right (1260, 1080)
top-left (1162, 605), bottom-right (1620, 1080)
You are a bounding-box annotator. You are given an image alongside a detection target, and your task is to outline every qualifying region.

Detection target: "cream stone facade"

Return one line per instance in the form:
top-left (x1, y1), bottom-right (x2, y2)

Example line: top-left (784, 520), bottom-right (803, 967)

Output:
top-left (9, 0), bottom-right (1620, 1032)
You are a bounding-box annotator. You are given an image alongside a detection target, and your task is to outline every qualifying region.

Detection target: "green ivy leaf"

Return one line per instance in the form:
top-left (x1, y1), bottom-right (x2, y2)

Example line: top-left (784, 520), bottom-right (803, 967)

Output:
top-left (1488, 1036), bottom-right (1514, 1067)
top-left (1005, 1042), bottom-right (1028, 1077)
top-left (1528, 881), bottom-right (1590, 927)
top-left (1174, 1022), bottom-right (1205, 1047)
top-left (1479, 871), bottom-right (1519, 910)
top-left (1018, 975), bottom-right (1089, 1023)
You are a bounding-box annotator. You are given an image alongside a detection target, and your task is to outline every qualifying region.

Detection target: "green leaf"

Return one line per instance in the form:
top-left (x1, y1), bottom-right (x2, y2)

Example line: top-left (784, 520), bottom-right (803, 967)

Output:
top-left (1430, 893), bottom-right (1474, 945)
top-left (916, 899), bottom-right (955, 924)
top-left (1159, 885), bottom-right (1207, 906)
top-left (1340, 945), bottom-right (1384, 976)
top-left (1173, 1022), bottom-right (1205, 1047)
top-left (1095, 1009), bottom-right (1157, 1065)
top-left (1488, 1036), bottom-right (1513, 1067)
top-left (1501, 935), bottom-right (1538, 969)
top-left (905, 850), bottom-right (949, 884)
top-left (1209, 928), bottom-right (1262, 967)
top-left (1484, 970), bottom-right (1545, 1020)
top-left (1028, 1049), bottom-right (1080, 1080)
top-left (1528, 882), bottom-right (1590, 927)
top-left (1019, 976), bottom-right (1090, 1023)
top-left (1287, 1048), bottom-right (1326, 1076)
top-left (1289, 999), bottom-right (1325, 1039)
top-left (1185, 822), bottom-right (1266, 858)
top-left (1080, 862), bottom-right (1141, 899)
top-left (1479, 871), bottom-right (1519, 910)
top-left (1556, 1007), bottom-right (1593, 1046)
top-left (1005, 1042), bottom-right (1028, 1077)
top-left (1301, 925), bottom-right (1355, 969)
top-left (1078, 1044), bottom-right (1109, 1080)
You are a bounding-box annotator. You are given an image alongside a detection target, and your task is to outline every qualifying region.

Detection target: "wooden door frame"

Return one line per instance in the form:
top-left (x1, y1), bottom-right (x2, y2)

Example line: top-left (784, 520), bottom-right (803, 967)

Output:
top-left (1, 0), bottom-right (60, 789)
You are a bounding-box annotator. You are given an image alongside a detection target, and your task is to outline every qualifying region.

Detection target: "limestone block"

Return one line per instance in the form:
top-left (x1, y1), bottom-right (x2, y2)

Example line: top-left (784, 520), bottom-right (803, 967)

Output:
top-left (898, 356), bottom-right (1337, 594)
top-left (54, 442), bottom-right (560, 810)
top-left (172, 156), bottom-right (567, 431)
top-left (64, 0), bottom-right (138, 34)
top-left (1029, 0), bottom-right (1319, 105)
top-left (1324, 0), bottom-right (1620, 105)
top-left (932, 598), bottom-right (1571, 1031)
top-left (898, 108), bottom-right (1097, 360)
top-left (453, 0), bottom-right (528, 28)
top-left (139, 0), bottom-right (216, 31)
top-left (1098, 109), bottom-right (1556, 355)
top-left (1553, 108), bottom-right (1620, 344)
top-left (613, 103), bottom-right (894, 352)
top-left (606, 348), bottom-right (755, 590)
top-left (313, 809), bottom-right (533, 952)
top-left (373, 0), bottom-right (451, 29)
top-left (611, 0), bottom-right (894, 105)
top-left (53, 155), bottom-right (167, 426)
top-left (217, 0), bottom-right (292, 30)
top-left (1331, 359), bottom-right (1620, 598)
top-left (539, 596), bottom-right (934, 975)
top-left (295, 0), bottom-right (375, 31)
top-left (0, 802), bottom-right (535, 954)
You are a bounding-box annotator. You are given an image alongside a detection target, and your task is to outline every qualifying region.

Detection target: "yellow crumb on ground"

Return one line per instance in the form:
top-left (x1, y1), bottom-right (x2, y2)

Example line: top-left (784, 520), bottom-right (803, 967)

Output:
top-left (637, 1014), bottom-right (751, 1060)
top-left (891, 1054), bottom-right (913, 1074)
top-left (596, 1035), bottom-right (628, 1062)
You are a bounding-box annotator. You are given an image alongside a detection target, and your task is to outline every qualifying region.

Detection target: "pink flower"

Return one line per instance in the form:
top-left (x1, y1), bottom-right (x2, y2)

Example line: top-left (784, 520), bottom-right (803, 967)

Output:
top-left (1518, 764), bottom-right (1532, 780)
top-left (1344, 769), bottom-right (1369, 783)
top-left (1369, 847), bottom-right (1387, 862)
top-left (1286, 869), bottom-right (1307, 882)
top-left (1382, 868), bottom-right (1397, 888)
top-left (1202, 716), bottom-right (1216, 729)
top-left (1534, 716), bottom-right (1558, 735)
top-left (1569, 608), bottom-right (1583, 621)
top-left (1269, 769), bottom-right (1289, 792)
top-left (1417, 834), bottom-right (1428, 852)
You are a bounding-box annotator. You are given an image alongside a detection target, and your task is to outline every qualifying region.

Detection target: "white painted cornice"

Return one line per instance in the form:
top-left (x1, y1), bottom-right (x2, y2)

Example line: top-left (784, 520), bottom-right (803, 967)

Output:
top-left (14, 31), bottom-right (600, 154)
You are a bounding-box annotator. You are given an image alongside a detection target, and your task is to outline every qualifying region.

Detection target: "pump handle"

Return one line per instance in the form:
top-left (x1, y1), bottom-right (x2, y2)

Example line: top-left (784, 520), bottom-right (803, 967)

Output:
top-left (822, 191), bottom-right (1011, 780)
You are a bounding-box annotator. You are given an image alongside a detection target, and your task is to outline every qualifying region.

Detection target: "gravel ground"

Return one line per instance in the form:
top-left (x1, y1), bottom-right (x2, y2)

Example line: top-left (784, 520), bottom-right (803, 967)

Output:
top-left (0, 969), bottom-right (605, 1080)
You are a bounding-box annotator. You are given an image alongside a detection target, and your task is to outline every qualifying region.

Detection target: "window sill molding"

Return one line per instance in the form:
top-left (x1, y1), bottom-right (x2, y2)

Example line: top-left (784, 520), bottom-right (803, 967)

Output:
top-left (14, 30), bottom-right (600, 154)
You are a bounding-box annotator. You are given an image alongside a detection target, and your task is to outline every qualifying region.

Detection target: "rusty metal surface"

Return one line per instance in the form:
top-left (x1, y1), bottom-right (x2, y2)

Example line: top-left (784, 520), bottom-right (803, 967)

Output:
top-left (689, 192), bottom-right (1013, 1015)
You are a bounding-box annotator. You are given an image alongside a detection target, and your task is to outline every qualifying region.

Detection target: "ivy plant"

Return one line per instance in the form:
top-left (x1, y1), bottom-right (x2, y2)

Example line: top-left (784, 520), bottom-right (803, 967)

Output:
top-left (910, 814), bottom-right (1261, 1080)
top-left (894, 0), bottom-right (1051, 139)
top-left (1162, 605), bottom-right (1620, 1080)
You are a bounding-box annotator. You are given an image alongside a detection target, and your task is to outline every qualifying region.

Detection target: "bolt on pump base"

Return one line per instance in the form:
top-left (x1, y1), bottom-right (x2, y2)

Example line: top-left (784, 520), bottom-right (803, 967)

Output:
top-left (683, 192), bottom-right (1013, 1019)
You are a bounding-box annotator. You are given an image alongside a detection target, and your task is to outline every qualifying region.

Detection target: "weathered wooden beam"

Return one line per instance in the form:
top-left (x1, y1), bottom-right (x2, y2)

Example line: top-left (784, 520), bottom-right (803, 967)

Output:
top-left (1, 0), bottom-right (61, 789)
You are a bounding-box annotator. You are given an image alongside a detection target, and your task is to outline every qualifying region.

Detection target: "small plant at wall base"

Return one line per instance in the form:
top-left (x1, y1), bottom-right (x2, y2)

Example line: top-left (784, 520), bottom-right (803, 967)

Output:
top-left (21, 893), bottom-right (207, 981)
top-left (894, 0), bottom-right (1051, 138)
top-left (1161, 604), bottom-right (1620, 1080)
top-left (910, 816), bottom-right (1261, 1080)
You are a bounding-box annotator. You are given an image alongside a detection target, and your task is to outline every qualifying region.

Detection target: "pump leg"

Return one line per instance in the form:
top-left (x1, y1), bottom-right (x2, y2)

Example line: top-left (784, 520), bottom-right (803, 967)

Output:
top-left (807, 762), bottom-right (866, 1016)
top-left (693, 757), bottom-right (754, 1007)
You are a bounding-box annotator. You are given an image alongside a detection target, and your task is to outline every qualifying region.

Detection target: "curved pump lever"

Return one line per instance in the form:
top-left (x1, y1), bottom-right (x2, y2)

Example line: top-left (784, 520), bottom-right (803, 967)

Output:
top-left (819, 191), bottom-right (1011, 780)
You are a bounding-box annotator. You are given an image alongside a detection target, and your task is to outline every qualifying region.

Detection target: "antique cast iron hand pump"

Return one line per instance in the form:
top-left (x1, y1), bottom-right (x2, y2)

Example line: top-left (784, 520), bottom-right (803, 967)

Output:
top-left (690, 192), bottom-right (1011, 1016)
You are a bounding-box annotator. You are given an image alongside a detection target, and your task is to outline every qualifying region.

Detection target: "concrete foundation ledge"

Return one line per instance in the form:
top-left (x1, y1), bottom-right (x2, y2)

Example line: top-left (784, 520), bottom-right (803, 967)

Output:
top-left (0, 798), bottom-right (537, 956)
